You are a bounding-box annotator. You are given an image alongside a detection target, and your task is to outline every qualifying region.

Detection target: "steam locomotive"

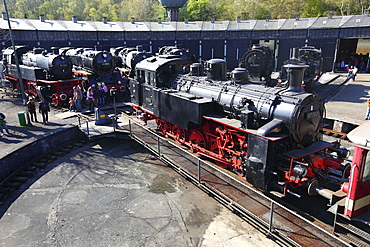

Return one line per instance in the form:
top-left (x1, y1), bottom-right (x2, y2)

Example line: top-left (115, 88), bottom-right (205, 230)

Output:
top-left (129, 53), bottom-right (370, 223)
top-left (281, 46), bottom-right (323, 92)
top-left (238, 45), bottom-right (274, 86)
top-left (0, 46), bottom-right (82, 106)
top-left (60, 47), bottom-right (127, 94)
top-left (239, 45), bottom-right (323, 90)
top-left (111, 46), bottom-right (152, 77)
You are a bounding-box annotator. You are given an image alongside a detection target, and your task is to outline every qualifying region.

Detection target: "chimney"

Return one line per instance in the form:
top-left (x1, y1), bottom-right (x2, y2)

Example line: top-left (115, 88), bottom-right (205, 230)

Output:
top-left (131, 17), bottom-right (135, 24)
top-left (103, 17), bottom-right (107, 24)
top-left (266, 14), bottom-right (270, 22)
top-left (365, 9), bottom-right (369, 16)
top-left (237, 16), bottom-right (241, 23)
top-left (158, 18), bottom-right (162, 24)
top-left (184, 18), bottom-right (188, 24)
top-left (328, 12), bottom-right (334, 19)
top-left (284, 64), bottom-right (308, 92)
top-left (72, 16), bottom-right (77, 23)
top-left (39, 15), bottom-right (45, 22)
top-left (2, 12), bottom-right (7, 20)
top-left (211, 17), bottom-right (215, 23)
top-left (295, 14), bottom-right (300, 21)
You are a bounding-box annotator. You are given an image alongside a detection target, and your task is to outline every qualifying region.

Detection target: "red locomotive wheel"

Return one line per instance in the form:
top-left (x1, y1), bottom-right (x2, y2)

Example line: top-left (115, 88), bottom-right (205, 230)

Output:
top-left (159, 120), bottom-right (171, 137)
top-left (188, 130), bottom-right (206, 152)
top-left (172, 125), bottom-right (186, 144)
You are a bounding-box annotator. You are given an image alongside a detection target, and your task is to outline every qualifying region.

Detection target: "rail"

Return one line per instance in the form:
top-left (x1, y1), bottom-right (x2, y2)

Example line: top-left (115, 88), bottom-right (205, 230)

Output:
top-left (122, 114), bottom-right (351, 247)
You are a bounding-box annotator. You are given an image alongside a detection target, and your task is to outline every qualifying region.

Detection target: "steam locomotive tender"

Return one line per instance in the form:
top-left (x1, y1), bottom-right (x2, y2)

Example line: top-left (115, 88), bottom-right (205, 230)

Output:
top-left (0, 46), bottom-right (81, 106)
top-left (130, 54), bottom-right (366, 218)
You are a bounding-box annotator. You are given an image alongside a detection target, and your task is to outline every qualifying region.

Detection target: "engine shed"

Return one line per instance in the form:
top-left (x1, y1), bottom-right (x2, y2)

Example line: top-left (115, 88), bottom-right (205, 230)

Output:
top-left (0, 13), bottom-right (369, 73)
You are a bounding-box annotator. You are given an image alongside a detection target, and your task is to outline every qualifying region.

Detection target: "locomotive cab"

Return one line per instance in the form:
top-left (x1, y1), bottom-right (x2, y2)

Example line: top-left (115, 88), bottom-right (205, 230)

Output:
top-left (342, 121), bottom-right (370, 220)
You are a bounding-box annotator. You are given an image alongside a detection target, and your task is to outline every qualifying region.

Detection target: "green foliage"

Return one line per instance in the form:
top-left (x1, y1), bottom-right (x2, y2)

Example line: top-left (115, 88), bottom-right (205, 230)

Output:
top-left (0, 0), bottom-right (368, 22)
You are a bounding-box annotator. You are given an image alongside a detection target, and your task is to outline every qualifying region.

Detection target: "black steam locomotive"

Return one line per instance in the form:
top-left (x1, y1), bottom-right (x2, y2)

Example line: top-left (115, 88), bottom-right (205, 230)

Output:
top-left (111, 46), bottom-right (152, 77)
top-left (130, 53), bottom-right (353, 205)
top-left (60, 47), bottom-right (116, 76)
top-left (238, 45), bottom-right (274, 86)
top-left (0, 46), bottom-right (81, 105)
top-left (281, 46), bottom-right (323, 91)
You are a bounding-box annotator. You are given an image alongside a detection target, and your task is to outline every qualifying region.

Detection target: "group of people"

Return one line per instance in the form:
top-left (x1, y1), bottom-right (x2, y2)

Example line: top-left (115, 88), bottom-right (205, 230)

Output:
top-left (26, 98), bottom-right (50, 124)
top-left (85, 82), bottom-right (108, 112)
top-left (347, 65), bottom-right (359, 81)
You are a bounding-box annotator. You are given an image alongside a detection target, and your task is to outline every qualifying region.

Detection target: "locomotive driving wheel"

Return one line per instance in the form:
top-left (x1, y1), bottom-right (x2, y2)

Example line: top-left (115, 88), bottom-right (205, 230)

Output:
top-left (158, 120), bottom-right (171, 137)
top-left (188, 130), bottom-right (206, 153)
top-left (172, 125), bottom-right (186, 144)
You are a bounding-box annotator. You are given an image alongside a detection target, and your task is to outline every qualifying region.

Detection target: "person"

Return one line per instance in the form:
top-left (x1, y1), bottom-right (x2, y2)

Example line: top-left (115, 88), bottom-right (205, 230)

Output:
top-left (73, 85), bottom-right (83, 112)
top-left (366, 98), bottom-right (370, 120)
top-left (86, 87), bottom-right (95, 112)
top-left (0, 112), bottom-right (11, 135)
top-left (39, 98), bottom-right (50, 124)
top-left (26, 98), bottom-right (37, 122)
top-left (351, 66), bottom-right (358, 81)
top-left (97, 83), bottom-right (105, 107)
top-left (69, 97), bottom-right (76, 112)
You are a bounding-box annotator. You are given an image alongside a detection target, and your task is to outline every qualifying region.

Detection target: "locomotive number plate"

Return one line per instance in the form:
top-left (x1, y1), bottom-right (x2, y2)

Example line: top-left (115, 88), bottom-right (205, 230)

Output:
top-left (305, 110), bottom-right (319, 119)
top-left (102, 62), bottom-right (110, 66)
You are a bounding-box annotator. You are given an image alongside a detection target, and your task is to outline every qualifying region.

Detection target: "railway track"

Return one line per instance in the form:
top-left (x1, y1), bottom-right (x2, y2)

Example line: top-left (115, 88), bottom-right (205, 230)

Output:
top-left (313, 75), bottom-right (349, 103)
top-left (0, 138), bottom-right (89, 203)
top-left (120, 113), bottom-right (352, 247)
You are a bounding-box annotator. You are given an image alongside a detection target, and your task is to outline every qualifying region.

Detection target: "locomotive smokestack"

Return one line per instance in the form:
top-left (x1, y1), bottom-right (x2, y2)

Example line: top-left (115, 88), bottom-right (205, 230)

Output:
top-left (284, 64), bottom-right (308, 92)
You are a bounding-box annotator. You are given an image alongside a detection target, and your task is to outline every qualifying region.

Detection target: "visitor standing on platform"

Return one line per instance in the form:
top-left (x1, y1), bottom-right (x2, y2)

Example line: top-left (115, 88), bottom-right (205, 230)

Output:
top-left (39, 98), bottom-right (50, 124)
top-left (366, 98), bottom-right (370, 120)
top-left (26, 98), bottom-right (37, 122)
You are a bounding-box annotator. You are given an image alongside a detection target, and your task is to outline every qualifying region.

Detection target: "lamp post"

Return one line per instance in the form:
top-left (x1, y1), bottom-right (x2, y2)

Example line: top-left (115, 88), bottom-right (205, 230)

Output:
top-left (2, 0), bottom-right (30, 125)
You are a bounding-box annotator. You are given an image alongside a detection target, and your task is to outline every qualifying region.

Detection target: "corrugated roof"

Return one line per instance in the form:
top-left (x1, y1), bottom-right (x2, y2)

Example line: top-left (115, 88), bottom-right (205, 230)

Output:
top-left (227, 20), bottom-right (256, 30)
top-left (0, 14), bottom-right (368, 32)
top-left (280, 18), bottom-right (317, 30)
top-left (253, 19), bottom-right (286, 30)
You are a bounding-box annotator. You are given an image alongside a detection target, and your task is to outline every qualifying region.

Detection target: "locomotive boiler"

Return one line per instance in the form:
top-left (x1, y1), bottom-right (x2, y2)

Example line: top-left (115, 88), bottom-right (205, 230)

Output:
top-left (21, 47), bottom-right (73, 80)
top-left (112, 46), bottom-right (152, 77)
top-left (130, 54), bottom-right (353, 207)
top-left (0, 46), bottom-right (81, 106)
top-left (61, 47), bottom-right (116, 76)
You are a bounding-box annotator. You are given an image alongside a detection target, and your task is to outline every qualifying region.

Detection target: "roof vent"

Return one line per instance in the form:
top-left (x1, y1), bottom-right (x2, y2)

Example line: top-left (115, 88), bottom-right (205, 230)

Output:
top-left (39, 15), bottom-right (45, 22)
top-left (103, 17), bottom-right (107, 24)
top-left (2, 12), bottom-right (7, 20)
top-left (328, 12), bottom-right (334, 19)
top-left (72, 16), bottom-right (77, 23)
top-left (131, 17), bottom-right (135, 24)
